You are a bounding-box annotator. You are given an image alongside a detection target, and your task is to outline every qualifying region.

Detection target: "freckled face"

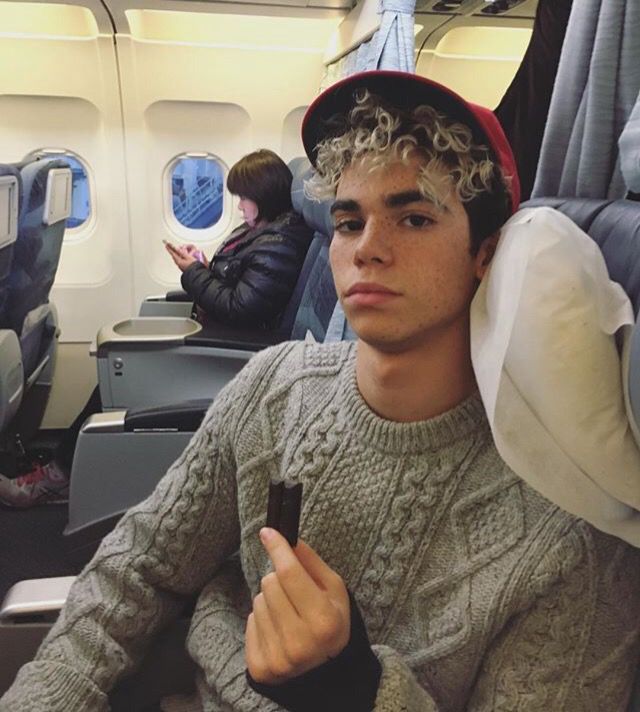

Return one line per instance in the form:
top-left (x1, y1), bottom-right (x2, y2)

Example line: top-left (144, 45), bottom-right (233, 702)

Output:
top-left (329, 155), bottom-right (481, 352)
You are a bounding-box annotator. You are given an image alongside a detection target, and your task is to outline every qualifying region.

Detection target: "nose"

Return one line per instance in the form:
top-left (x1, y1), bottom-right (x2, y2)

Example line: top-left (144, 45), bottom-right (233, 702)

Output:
top-left (353, 218), bottom-right (392, 266)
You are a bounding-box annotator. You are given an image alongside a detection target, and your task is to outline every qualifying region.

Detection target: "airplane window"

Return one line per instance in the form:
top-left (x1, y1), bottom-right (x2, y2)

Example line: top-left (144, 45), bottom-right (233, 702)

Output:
top-left (171, 156), bottom-right (224, 230)
top-left (27, 150), bottom-right (91, 230)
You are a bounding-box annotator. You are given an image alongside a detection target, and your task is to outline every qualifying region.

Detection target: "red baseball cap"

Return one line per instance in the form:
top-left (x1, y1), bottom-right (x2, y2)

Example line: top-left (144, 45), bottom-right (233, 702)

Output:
top-left (302, 70), bottom-right (520, 213)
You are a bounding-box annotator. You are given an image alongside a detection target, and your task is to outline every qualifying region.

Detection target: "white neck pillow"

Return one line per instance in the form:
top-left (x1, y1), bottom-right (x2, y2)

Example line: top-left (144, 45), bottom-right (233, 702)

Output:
top-left (471, 206), bottom-right (640, 546)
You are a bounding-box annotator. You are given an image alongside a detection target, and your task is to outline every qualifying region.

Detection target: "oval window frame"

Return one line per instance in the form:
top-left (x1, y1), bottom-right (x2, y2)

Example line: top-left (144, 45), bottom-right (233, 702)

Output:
top-left (164, 152), bottom-right (230, 242)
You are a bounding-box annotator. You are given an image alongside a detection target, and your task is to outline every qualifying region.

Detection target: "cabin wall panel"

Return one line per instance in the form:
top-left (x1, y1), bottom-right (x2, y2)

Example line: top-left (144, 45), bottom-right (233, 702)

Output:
top-left (281, 106), bottom-right (307, 162)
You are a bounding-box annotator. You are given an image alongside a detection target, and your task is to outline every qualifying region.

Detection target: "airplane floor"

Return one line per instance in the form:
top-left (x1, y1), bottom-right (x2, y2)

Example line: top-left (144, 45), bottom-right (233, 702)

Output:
top-left (0, 505), bottom-right (100, 602)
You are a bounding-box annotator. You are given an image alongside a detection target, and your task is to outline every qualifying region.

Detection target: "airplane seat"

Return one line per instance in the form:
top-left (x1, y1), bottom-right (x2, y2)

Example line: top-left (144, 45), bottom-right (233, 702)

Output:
top-left (5, 197), bottom-right (640, 707)
top-left (6, 158), bottom-right (71, 388)
top-left (0, 164), bottom-right (22, 433)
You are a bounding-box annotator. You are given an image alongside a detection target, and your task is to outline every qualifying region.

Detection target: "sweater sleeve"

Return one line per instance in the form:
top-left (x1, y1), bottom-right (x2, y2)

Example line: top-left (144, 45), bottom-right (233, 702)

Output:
top-left (246, 592), bottom-right (382, 712)
top-left (180, 229), bottom-right (307, 327)
top-left (0, 349), bottom-right (281, 712)
top-left (368, 520), bottom-right (640, 712)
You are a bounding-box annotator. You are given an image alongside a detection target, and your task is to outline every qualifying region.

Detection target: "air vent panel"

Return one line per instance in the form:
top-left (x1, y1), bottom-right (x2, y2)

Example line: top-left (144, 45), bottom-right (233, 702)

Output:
top-left (415, 0), bottom-right (486, 15)
top-left (475, 0), bottom-right (537, 17)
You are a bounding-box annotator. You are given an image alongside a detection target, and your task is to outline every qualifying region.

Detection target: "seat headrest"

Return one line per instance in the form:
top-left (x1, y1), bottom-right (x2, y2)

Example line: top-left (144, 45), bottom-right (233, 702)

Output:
top-left (0, 165), bottom-right (20, 251)
top-left (18, 158), bottom-right (72, 226)
top-left (289, 157), bottom-right (333, 239)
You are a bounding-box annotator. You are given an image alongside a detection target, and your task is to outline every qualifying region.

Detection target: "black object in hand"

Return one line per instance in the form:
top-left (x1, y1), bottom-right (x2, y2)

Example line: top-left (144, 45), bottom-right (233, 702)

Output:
top-left (266, 480), bottom-right (303, 547)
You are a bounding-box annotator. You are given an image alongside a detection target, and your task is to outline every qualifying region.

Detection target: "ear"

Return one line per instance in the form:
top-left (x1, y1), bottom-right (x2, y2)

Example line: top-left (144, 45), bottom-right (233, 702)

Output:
top-left (474, 232), bottom-right (500, 280)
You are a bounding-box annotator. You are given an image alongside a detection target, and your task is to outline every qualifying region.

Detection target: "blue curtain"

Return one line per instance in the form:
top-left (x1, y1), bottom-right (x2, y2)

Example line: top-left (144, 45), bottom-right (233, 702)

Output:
top-left (619, 92), bottom-right (640, 196)
top-left (367, 0), bottom-right (415, 72)
top-left (321, 0), bottom-right (416, 88)
top-left (532, 0), bottom-right (640, 199)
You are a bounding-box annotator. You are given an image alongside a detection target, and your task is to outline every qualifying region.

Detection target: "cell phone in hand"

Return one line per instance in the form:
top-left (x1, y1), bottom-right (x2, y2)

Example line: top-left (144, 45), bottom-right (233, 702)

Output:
top-left (266, 480), bottom-right (303, 547)
top-left (163, 239), bottom-right (179, 254)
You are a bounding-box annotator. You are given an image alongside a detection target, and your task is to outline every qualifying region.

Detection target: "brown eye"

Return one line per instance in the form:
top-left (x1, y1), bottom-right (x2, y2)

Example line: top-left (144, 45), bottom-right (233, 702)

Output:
top-left (402, 214), bottom-right (433, 228)
top-left (334, 219), bottom-right (363, 233)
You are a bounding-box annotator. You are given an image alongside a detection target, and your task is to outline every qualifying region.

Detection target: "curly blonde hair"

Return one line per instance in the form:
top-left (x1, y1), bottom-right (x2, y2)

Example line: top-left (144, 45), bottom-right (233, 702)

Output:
top-left (306, 89), bottom-right (508, 218)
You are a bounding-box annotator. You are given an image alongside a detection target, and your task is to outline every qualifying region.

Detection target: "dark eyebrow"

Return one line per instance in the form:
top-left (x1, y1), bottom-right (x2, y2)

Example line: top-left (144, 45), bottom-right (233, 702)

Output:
top-left (384, 190), bottom-right (428, 208)
top-left (330, 199), bottom-right (360, 215)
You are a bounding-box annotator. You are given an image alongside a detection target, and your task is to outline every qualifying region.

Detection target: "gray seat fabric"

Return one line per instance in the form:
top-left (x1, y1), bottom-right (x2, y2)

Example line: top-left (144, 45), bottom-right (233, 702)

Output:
top-left (289, 156), bottom-right (334, 239)
top-left (285, 157), bottom-right (337, 341)
top-left (289, 236), bottom-right (336, 342)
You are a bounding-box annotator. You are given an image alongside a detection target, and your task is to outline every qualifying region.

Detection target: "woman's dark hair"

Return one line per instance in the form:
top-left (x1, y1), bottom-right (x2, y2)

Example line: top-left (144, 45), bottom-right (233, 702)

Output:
top-left (227, 149), bottom-right (293, 223)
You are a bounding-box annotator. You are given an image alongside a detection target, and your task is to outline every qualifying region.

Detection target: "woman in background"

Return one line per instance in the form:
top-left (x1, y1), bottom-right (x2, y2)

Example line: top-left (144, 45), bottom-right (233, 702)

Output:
top-left (166, 149), bottom-right (313, 328)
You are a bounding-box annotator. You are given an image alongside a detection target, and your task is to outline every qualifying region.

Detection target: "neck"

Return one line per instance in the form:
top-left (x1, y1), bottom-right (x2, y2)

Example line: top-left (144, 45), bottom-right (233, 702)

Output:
top-left (355, 318), bottom-right (477, 423)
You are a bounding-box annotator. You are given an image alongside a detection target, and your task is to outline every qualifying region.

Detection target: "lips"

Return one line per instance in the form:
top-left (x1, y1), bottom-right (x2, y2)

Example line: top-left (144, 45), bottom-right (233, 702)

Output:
top-left (344, 282), bottom-right (400, 307)
top-left (345, 282), bottom-right (399, 297)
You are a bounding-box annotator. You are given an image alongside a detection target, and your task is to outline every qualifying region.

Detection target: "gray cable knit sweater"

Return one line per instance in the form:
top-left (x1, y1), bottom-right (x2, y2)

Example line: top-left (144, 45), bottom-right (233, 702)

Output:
top-left (3, 340), bottom-right (640, 711)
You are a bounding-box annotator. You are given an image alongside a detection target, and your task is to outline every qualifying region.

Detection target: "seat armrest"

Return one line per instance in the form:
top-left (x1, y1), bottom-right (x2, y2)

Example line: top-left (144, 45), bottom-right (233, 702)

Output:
top-left (166, 290), bottom-right (192, 302)
top-left (81, 410), bottom-right (127, 434)
top-left (143, 291), bottom-right (190, 303)
top-left (0, 577), bottom-right (75, 622)
top-left (124, 399), bottom-right (212, 432)
top-left (185, 321), bottom-right (287, 351)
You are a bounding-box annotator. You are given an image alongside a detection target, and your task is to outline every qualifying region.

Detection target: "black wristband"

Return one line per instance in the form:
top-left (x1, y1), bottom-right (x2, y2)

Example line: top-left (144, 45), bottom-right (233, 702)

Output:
top-left (247, 592), bottom-right (381, 712)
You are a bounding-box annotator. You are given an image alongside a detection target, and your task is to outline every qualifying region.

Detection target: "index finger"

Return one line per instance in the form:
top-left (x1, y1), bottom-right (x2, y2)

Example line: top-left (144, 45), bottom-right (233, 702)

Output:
top-left (260, 527), bottom-right (319, 614)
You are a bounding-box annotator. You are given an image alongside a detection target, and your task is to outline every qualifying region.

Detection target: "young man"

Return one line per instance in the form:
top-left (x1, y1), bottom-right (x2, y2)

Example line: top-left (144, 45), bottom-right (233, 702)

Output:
top-left (2, 71), bottom-right (639, 711)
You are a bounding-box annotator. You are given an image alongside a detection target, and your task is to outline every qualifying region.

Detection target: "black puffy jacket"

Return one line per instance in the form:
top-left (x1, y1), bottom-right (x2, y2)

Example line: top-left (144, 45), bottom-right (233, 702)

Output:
top-left (180, 211), bottom-right (313, 329)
